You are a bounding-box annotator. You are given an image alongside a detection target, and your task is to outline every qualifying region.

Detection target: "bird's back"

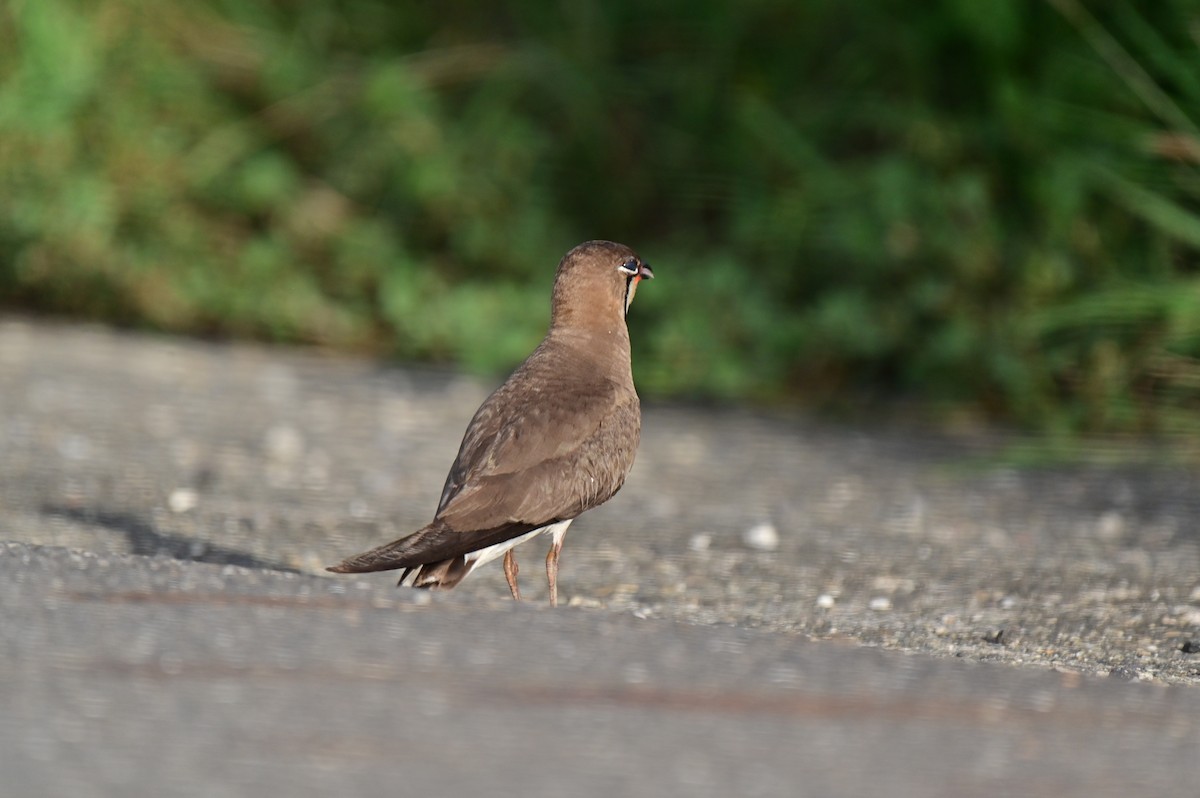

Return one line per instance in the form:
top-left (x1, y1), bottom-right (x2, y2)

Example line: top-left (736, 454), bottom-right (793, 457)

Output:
top-left (434, 331), bottom-right (641, 539)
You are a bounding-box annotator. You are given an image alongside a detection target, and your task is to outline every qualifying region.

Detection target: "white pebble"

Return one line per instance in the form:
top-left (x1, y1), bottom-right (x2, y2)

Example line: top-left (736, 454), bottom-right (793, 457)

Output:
top-left (264, 424), bottom-right (304, 462)
top-left (1096, 511), bottom-right (1125, 540)
top-left (688, 533), bottom-right (712, 552)
top-left (742, 522), bottom-right (779, 552)
top-left (167, 488), bottom-right (198, 513)
top-left (816, 594), bottom-right (836, 609)
top-left (868, 596), bottom-right (892, 611)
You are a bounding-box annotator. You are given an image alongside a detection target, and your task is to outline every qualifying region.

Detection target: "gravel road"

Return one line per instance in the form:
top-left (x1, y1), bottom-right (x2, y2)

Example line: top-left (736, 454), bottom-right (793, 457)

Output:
top-left (3, 318), bottom-right (1200, 796)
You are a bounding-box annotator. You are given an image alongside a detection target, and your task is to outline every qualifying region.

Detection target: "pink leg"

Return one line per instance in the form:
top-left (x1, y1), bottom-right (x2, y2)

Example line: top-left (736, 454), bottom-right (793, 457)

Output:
top-left (503, 549), bottom-right (521, 601)
top-left (545, 539), bottom-right (562, 607)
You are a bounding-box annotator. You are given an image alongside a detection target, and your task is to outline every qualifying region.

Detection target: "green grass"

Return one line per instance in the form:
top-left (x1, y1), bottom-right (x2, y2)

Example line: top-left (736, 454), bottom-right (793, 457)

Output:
top-left (3, 0), bottom-right (1200, 435)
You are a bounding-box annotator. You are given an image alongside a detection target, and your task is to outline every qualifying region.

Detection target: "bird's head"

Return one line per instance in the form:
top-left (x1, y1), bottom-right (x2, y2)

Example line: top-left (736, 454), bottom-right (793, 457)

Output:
top-left (550, 240), bottom-right (654, 329)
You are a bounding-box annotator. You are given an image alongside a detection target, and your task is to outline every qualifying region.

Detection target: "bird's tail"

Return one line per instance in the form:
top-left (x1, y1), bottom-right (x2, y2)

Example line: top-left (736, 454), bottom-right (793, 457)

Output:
top-left (326, 526), bottom-right (475, 590)
top-left (326, 531), bottom-right (424, 574)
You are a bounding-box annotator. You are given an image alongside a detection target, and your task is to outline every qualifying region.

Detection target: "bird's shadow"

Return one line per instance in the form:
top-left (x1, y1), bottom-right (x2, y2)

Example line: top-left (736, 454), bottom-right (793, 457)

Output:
top-left (41, 505), bottom-right (301, 574)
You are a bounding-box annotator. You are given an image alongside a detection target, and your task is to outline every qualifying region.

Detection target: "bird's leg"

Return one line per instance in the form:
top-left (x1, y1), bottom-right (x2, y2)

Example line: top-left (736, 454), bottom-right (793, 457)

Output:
top-left (503, 549), bottom-right (522, 601)
top-left (545, 539), bottom-right (562, 608)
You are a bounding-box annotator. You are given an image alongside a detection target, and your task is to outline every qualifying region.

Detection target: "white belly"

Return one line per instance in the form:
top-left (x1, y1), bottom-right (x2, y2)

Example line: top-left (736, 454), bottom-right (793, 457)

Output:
top-left (465, 519), bottom-right (573, 574)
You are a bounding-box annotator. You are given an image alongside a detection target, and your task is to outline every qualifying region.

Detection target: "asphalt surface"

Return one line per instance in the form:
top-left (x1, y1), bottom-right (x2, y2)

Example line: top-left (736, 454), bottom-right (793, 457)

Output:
top-left (3, 318), bottom-right (1200, 796)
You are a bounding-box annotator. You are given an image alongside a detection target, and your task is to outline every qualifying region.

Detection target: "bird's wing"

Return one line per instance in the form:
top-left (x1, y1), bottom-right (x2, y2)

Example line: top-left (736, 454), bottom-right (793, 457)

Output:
top-left (435, 370), bottom-right (638, 532)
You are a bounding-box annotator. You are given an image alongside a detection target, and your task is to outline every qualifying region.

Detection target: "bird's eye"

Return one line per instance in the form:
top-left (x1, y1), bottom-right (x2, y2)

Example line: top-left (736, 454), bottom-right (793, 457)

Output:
top-left (617, 258), bottom-right (639, 276)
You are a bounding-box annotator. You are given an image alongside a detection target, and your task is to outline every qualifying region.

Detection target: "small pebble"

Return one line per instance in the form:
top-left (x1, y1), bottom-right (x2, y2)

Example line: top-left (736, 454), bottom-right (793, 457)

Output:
top-left (264, 425), bottom-right (304, 462)
top-left (868, 597), bottom-right (892, 611)
top-left (688, 533), bottom-right (712, 552)
top-left (1096, 511), bottom-right (1125, 541)
top-left (168, 488), bottom-right (198, 513)
top-left (1109, 662), bottom-right (1140, 681)
top-left (742, 522), bottom-right (779, 552)
top-left (57, 434), bottom-right (92, 461)
top-left (816, 594), bottom-right (836, 609)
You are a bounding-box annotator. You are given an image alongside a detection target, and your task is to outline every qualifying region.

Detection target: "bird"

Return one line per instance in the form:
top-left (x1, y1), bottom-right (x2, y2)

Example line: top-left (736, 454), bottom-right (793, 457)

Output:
top-left (327, 240), bottom-right (654, 606)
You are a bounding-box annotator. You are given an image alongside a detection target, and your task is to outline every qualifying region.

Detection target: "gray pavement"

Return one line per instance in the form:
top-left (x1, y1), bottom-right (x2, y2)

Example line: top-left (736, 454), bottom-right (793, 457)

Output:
top-left (3, 318), bottom-right (1200, 796)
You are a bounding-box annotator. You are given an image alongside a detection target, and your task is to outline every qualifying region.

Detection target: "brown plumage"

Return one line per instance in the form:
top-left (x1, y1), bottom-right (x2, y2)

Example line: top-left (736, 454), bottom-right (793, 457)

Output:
top-left (327, 240), bottom-right (653, 606)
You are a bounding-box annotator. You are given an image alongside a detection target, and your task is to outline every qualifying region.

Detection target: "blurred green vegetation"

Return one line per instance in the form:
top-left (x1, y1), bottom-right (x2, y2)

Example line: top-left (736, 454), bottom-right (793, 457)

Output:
top-left (3, 0), bottom-right (1200, 434)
